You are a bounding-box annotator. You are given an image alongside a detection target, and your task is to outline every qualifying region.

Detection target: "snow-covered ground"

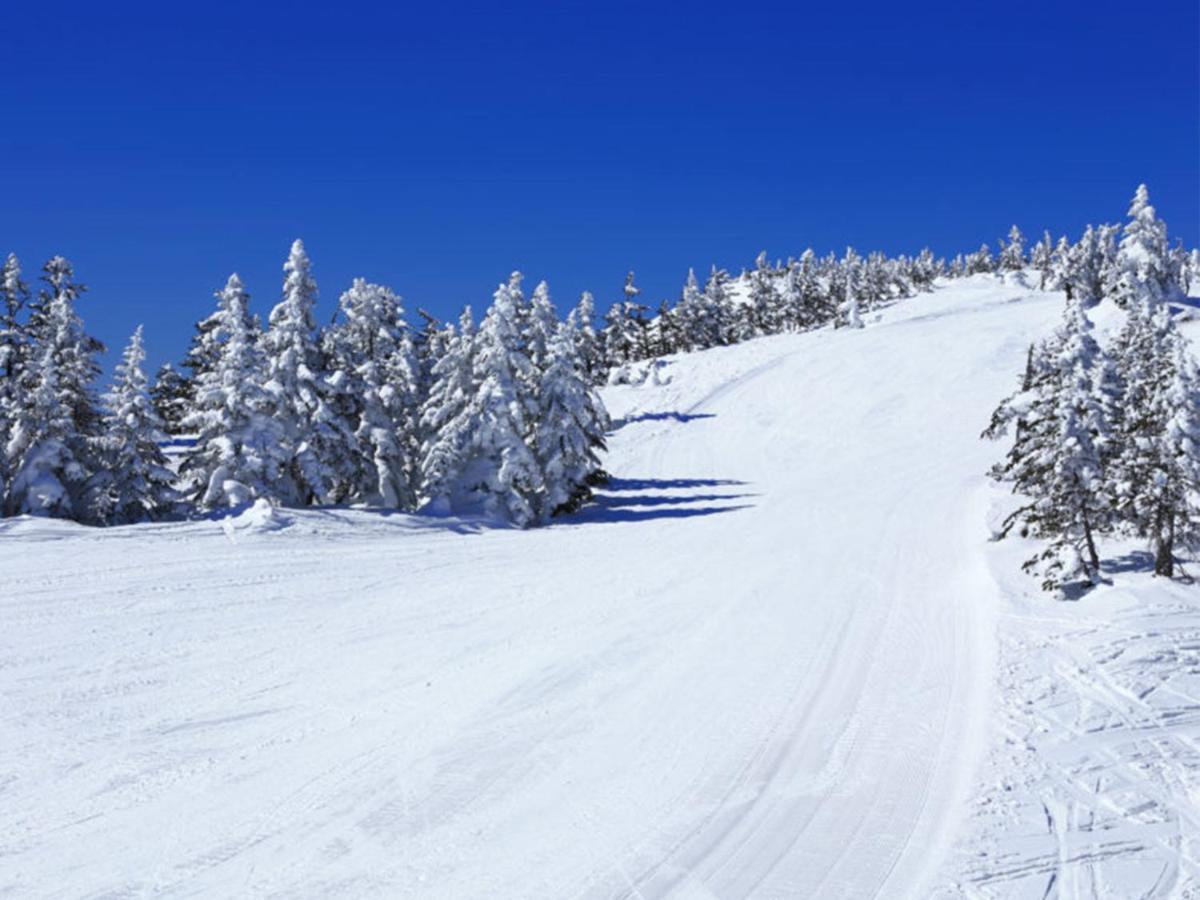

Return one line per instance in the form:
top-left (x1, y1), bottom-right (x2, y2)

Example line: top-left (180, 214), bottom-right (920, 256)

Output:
top-left (2, 275), bottom-right (1196, 898)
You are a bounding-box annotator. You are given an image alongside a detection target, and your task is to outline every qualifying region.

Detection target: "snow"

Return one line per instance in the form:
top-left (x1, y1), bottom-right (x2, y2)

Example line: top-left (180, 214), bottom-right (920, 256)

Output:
top-left (2, 275), bottom-right (1196, 897)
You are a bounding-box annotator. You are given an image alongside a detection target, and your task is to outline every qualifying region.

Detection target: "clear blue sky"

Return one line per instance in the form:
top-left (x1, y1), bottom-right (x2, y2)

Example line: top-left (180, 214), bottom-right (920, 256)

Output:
top-left (3, 0), bottom-right (1197, 373)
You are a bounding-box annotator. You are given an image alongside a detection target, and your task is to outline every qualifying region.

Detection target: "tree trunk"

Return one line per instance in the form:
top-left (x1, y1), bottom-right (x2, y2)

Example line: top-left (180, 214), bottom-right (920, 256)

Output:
top-left (1154, 506), bottom-right (1175, 577)
top-left (1081, 516), bottom-right (1100, 582)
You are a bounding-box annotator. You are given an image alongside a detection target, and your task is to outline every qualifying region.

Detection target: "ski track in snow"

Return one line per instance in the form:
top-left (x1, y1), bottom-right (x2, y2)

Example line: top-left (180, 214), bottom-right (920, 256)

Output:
top-left (1, 275), bottom-right (1196, 898)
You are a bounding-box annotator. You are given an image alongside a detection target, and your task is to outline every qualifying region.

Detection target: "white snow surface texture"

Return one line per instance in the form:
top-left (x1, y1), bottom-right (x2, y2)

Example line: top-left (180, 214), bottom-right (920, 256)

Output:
top-left (2, 275), bottom-right (1197, 898)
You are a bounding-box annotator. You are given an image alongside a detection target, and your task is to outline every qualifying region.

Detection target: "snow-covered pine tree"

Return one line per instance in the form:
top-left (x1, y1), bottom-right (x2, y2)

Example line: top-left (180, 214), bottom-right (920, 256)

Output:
top-left (87, 326), bottom-right (178, 524)
top-left (261, 239), bottom-right (356, 506)
top-left (998, 225), bottom-right (1026, 271)
top-left (150, 363), bottom-right (190, 435)
top-left (673, 268), bottom-right (706, 351)
top-left (0, 253), bottom-right (29, 495)
top-left (1104, 184), bottom-right (1175, 309)
top-left (425, 280), bottom-right (545, 525)
top-left (746, 251), bottom-right (780, 337)
top-left (966, 244), bottom-right (994, 274)
top-left (326, 278), bottom-right (422, 509)
top-left (3, 344), bottom-right (81, 518)
top-left (702, 266), bottom-right (736, 346)
top-left (420, 306), bottom-right (479, 509)
top-left (3, 257), bottom-right (105, 520)
top-left (987, 292), bottom-right (1115, 590)
top-left (565, 291), bottom-right (603, 383)
top-left (837, 276), bottom-right (863, 329)
top-left (602, 298), bottom-right (650, 368)
top-left (1110, 302), bottom-right (1200, 576)
top-left (180, 274), bottom-right (285, 509)
top-left (534, 322), bottom-right (610, 516)
top-left (1030, 231), bottom-right (1053, 288)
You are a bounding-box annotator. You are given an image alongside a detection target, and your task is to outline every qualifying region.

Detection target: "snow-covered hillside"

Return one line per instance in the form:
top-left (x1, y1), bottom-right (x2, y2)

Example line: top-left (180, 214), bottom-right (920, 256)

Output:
top-left (2, 276), bottom-right (1196, 898)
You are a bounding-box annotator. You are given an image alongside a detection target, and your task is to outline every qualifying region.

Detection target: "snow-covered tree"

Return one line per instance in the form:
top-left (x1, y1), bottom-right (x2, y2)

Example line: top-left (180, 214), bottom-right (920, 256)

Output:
top-left (701, 266), bottom-right (736, 347)
top-left (535, 323), bottom-right (610, 516)
top-left (181, 274), bottom-right (285, 509)
top-left (0, 253), bottom-right (29, 495)
top-left (420, 306), bottom-right (479, 508)
top-left (1110, 303), bottom-right (1200, 575)
top-left (566, 291), bottom-right (603, 382)
top-left (1030, 231), bottom-right (1054, 287)
top-left (987, 292), bottom-right (1117, 590)
top-left (424, 279), bottom-right (545, 525)
top-left (965, 243), bottom-right (994, 274)
top-left (150, 363), bottom-right (190, 435)
top-left (3, 344), bottom-right (82, 518)
top-left (87, 327), bottom-right (178, 524)
top-left (4, 257), bottom-right (104, 520)
top-left (261, 239), bottom-right (356, 505)
top-left (837, 280), bottom-right (863, 329)
top-left (998, 225), bottom-right (1026, 271)
top-left (325, 278), bottom-right (421, 508)
top-left (1104, 185), bottom-right (1175, 308)
top-left (746, 251), bottom-right (781, 336)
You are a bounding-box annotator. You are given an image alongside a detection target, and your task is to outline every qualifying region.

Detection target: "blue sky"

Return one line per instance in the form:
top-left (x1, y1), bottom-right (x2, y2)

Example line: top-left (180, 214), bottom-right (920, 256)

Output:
top-left (2, 0), bottom-right (1197, 373)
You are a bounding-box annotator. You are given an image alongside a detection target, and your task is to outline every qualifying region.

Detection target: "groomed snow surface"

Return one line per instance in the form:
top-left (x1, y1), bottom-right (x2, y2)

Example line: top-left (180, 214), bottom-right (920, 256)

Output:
top-left (3, 275), bottom-right (1197, 898)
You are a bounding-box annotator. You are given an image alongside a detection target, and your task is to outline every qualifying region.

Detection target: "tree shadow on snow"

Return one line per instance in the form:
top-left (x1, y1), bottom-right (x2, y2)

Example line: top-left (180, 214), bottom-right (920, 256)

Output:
top-left (611, 411), bottom-right (716, 431)
top-left (567, 476), bottom-right (755, 525)
top-left (1100, 550), bottom-right (1156, 576)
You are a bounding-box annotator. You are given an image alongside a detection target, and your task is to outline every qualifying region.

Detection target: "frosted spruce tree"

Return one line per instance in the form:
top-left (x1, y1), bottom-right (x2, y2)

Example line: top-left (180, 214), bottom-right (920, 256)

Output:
top-left (1110, 302), bottom-right (1200, 576)
top-left (149, 363), bottom-right (190, 435)
top-left (746, 251), bottom-right (780, 337)
top-left (0, 253), bottom-right (29, 495)
top-left (261, 239), bottom-right (356, 505)
top-left (4, 257), bottom-right (104, 520)
top-left (998, 225), bottom-right (1026, 271)
top-left (87, 327), bottom-right (178, 524)
top-left (3, 345), bottom-right (81, 518)
top-left (535, 323), bottom-right (610, 516)
top-left (987, 292), bottom-right (1116, 590)
top-left (326, 278), bottom-right (421, 509)
top-left (466, 278), bottom-right (545, 524)
top-left (1104, 184), bottom-right (1174, 309)
top-left (565, 291), bottom-right (603, 383)
top-left (419, 307), bottom-right (479, 508)
top-left (181, 274), bottom-right (285, 509)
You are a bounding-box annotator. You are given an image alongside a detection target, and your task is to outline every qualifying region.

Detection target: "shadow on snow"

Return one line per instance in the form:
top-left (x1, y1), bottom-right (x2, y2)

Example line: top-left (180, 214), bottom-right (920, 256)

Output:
top-left (566, 476), bottom-right (755, 525)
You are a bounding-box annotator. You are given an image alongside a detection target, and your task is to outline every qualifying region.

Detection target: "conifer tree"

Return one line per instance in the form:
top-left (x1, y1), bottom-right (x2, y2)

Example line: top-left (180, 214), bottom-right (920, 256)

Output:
top-left (999, 225), bottom-right (1026, 270)
top-left (534, 323), bottom-right (610, 516)
top-left (261, 239), bottom-right (356, 505)
top-left (87, 327), bottom-right (178, 524)
top-left (420, 307), bottom-right (479, 508)
top-left (987, 293), bottom-right (1116, 589)
top-left (565, 291), bottom-right (603, 383)
top-left (1110, 304), bottom-right (1200, 575)
top-left (150, 363), bottom-right (191, 435)
top-left (181, 274), bottom-right (285, 509)
top-left (326, 278), bottom-right (421, 508)
top-left (1104, 185), bottom-right (1175, 308)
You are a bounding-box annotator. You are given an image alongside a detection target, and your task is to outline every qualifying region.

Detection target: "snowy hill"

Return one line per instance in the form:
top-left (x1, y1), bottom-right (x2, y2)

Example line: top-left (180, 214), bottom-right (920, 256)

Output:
top-left (3, 275), bottom-right (1196, 897)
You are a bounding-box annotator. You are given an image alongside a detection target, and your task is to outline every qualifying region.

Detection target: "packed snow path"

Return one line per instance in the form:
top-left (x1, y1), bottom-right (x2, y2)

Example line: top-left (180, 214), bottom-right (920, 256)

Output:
top-left (3, 276), bottom-right (1186, 898)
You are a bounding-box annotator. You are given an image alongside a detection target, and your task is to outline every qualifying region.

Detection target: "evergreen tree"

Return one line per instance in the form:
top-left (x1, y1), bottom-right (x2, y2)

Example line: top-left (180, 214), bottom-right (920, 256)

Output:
top-left (701, 266), bottom-right (736, 346)
top-left (746, 251), bottom-right (780, 336)
top-left (420, 307), bottom-right (479, 508)
top-left (534, 323), bottom-right (610, 516)
top-left (3, 344), bottom-right (81, 518)
top-left (181, 274), bottom-right (285, 509)
top-left (150, 363), bottom-right (190, 435)
top-left (565, 291), bottom-right (603, 382)
top-left (326, 278), bottom-right (421, 508)
top-left (987, 293), bottom-right (1116, 589)
top-left (1110, 304), bottom-right (1200, 575)
top-left (87, 327), bottom-right (178, 524)
top-left (998, 225), bottom-right (1026, 270)
top-left (261, 239), bottom-right (356, 505)
top-left (1104, 184), bottom-right (1175, 308)
top-left (1030, 231), bottom-right (1054, 288)
top-left (0, 253), bottom-right (29, 495)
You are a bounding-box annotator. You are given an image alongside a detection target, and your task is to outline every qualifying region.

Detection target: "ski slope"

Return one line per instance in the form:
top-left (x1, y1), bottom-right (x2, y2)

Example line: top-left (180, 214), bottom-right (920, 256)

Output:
top-left (2, 275), bottom-right (1195, 898)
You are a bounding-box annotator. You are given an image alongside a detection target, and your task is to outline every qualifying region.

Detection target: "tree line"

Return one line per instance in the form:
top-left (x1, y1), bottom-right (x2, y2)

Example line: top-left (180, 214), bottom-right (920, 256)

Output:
top-left (1, 184), bottom-right (1195, 533)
